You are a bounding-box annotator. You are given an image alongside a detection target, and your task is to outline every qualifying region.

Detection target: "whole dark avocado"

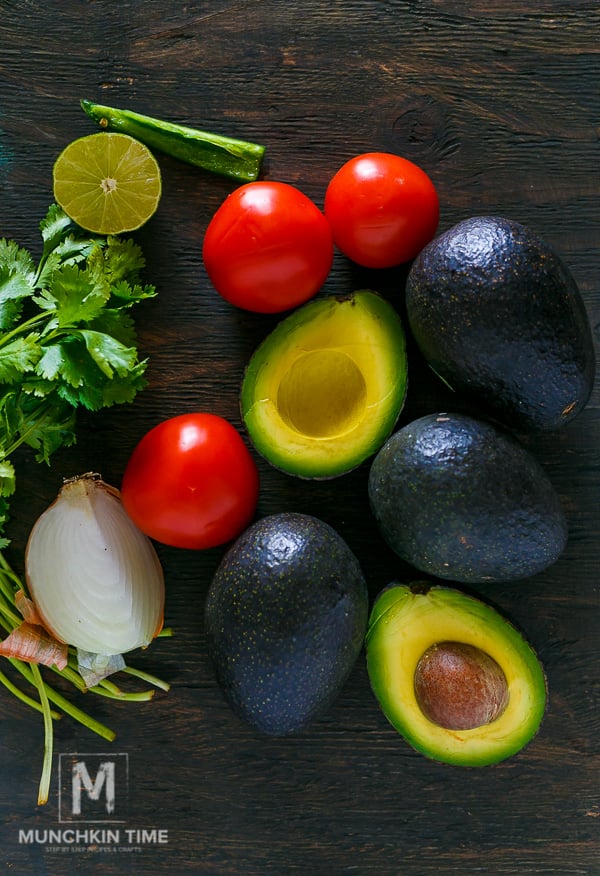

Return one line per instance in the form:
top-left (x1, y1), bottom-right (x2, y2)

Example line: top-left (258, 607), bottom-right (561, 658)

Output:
top-left (405, 216), bottom-right (596, 432)
top-left (205, 512), bottom-right (368, 735)
top-left (368, 412), bottom-right (568, 583)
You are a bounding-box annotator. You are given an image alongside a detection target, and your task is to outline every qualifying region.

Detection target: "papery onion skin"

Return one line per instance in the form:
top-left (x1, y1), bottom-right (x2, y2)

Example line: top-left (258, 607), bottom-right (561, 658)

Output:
top-left (25, 475), bottom-right (165, 656)
top-left (0, 621), bottom-right (69, 670)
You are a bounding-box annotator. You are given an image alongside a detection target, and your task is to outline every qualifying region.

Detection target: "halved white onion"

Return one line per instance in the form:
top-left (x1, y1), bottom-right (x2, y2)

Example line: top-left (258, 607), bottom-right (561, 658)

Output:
top-left (25, 474), bottom-right (165, 657)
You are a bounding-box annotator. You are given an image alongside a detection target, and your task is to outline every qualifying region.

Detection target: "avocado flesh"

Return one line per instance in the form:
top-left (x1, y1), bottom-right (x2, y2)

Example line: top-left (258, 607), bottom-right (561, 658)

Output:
top-left (368, 412), bottom-right (568, 583)
top-left (241, 290), bottom-right (408, 478)
top-left (205, 512), bottom-right (369, 735)
top-left (366, 583), bottom-right (547, 766)
top-left (406, 216), bottom-right (596, 433)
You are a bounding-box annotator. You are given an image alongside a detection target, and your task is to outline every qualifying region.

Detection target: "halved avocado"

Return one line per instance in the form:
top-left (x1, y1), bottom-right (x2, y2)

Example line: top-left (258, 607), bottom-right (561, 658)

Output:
top-left (241, 290), bottom-right (407, 478)
top-left (366, 582), bottom-right (547, 766)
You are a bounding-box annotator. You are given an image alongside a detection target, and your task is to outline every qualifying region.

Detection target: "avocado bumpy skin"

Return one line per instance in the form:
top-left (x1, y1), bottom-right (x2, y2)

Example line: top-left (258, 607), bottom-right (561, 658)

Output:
top-left (368, 412), bottom-right (568, 583)
top-left (205, 512), bottom-right (369, 735)
top-left (406, 216), bottom-right (596, 433)
top-left (365, 582), bottom-right (547, 766)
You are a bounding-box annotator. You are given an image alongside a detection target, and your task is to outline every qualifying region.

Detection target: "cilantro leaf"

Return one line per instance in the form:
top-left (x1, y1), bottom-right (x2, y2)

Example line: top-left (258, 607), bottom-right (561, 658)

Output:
top-left (34, 264), bottom-right (108, 326)
top-left (0, 240), bottom-right (36, 331)
top-left (0, 263), bottom-right (35, 302)
top-left (36, 337), bottom-right (98, 391)
top-left (14, 391), bottom-right (77, 462)
top-left (0, 238), bottom-right (36, 284)
top-left (36, 341), bottom-right (78, 385)
top-left (39, 203), bottom-right (76, 253)
top-left (0, 495), bottom-right (11, 547)
top-left (101, 364), bottom-right (147, 407)
top-left (110, 279), bottom-right (157, 304)
top-left (36, 239), bottom-right (98, 291)
top-left (55, 380), bottom-right (104, 411)
top-left (0, 458), bottom-right (16, 497)
top-left (19, 375), bottom-right (56, 399)
top-left (78, 329), bottom-right (139, 378)
top-left (37, 205), bottom-right (102, 288)
top-left (90, 308), bottom-right (137, 347)
top-left (0, 296), bottom-right (26, 334)
top-left (0, 334), bottom-right (41, 383)
top-left (102, 236), bottom-right (147, 282)
top-left (0, 389), bottom-right (21, 446)
top-left (37, 334), bottom-right (146, 412)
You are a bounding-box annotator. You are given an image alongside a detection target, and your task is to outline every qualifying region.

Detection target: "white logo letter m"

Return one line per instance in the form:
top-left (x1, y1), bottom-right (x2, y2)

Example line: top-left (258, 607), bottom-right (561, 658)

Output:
top-left (72, 761), bottom-right (115, 815)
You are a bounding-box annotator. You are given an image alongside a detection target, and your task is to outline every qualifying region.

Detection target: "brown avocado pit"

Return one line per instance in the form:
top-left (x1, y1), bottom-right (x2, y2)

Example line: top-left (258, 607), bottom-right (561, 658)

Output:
top-left (414, 641), bottom-right (509, 731)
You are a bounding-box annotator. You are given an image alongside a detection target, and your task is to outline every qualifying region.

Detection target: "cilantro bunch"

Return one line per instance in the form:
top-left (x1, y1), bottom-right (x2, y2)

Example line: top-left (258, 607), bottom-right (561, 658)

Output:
top-left (0, 203), bottom-right (156, 542)
top-left (0, 205), bottom-right (170, 805)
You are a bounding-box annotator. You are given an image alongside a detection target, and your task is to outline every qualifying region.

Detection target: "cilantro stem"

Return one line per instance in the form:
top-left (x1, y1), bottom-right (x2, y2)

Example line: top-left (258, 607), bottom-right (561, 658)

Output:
top-left (87, 686), bottom-right (156, 703)
top-left (122, 665), bottom-right (171, 692)
top-left (50, 658), bottom-right (159, 701)
top-left (0, 310), bottom-right (47, 349)
top-left (0, 668), bottom-right (61, 718)
top-left (51, 661), bottom-right (87, 692)
top-left (0, 551), bottom-right (22, 584)
top-left (10, 657), bottom-right (116, 741)
top-left (0, 594), bottom-right (22, 628)
top-left (30, 662), bottom-right (53, 805)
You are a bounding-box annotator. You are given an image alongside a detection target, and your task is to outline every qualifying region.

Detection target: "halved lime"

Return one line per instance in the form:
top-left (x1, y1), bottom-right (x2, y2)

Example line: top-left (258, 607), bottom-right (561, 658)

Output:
top-left (53, 132), bottom-right (162, 235)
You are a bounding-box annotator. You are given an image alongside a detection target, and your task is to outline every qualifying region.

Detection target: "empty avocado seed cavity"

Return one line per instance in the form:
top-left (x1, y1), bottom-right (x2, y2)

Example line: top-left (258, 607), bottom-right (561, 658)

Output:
top-left (276, 350), bottom-right (367, 439)
top-left (241, 290), bottom-right (408, 478)
top-left (414, 641), bottom-right (509, 731)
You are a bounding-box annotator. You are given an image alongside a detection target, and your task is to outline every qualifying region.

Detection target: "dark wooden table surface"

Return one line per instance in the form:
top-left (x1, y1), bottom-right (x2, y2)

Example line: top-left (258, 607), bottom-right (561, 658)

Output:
top-left (2, 2), bottom-right (599, 874)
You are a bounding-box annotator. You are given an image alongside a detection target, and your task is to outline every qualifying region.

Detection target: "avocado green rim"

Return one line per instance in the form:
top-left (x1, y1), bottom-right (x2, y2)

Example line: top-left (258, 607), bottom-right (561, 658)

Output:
top-left (240, 290), bottom-right (408, 479)
top-left (366, 582), bottom-right (547, 767)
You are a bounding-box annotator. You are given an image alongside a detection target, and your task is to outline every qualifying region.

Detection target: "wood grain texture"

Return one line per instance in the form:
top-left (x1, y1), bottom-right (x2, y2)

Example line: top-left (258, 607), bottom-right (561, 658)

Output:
top-left (1, 1), bottom-right (599, 874)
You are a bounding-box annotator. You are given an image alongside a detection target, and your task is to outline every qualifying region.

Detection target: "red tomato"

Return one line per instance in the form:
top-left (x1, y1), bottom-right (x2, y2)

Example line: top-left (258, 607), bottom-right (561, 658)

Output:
top-left (202, 181), bottom-right (334, 314)
top-left (324, 152), bottom-right (439, 268)
top-left (121, 413), bottom-right (259, 550)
